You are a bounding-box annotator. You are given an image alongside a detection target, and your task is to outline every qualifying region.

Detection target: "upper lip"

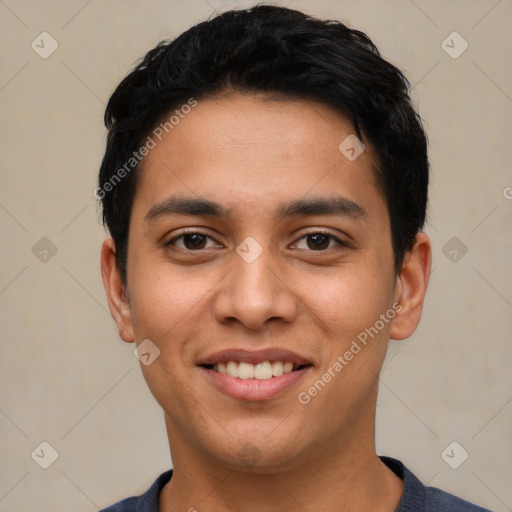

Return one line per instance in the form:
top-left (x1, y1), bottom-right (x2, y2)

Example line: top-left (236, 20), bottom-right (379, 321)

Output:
top-left (197, 348), bottom-right (313, 367)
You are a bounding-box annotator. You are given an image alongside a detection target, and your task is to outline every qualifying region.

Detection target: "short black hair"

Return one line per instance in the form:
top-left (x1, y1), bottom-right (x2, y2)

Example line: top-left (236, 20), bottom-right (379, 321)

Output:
top-left (98, 4), bottom-right (429, 284)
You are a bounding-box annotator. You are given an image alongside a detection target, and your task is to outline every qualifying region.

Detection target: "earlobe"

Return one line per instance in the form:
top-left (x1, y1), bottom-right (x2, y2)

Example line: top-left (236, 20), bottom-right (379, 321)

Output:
top-left (100, 237), bottom-right (135, 343)
top-left (389, 232), bottom-right (432, 341)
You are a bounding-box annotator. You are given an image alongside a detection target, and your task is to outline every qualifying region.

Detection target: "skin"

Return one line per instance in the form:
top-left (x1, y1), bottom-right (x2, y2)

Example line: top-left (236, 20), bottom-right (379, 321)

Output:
top-left (101, 92), bottom-right (431, 512)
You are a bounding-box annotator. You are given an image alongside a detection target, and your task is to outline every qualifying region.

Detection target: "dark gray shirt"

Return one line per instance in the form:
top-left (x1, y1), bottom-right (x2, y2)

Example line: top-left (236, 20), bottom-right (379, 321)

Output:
top-left (99, 456), bottom-right (493, 511)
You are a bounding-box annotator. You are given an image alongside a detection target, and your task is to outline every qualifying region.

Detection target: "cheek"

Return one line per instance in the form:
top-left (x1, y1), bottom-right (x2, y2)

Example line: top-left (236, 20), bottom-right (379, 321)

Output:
top-left (127, 263), bottom-right (208, 339)
top-left (296, 263), bottom-right (394, 340)
top-left (129, 272), bottom-right (208, 415)
top-left (126, 265), bottom-right (228, 399)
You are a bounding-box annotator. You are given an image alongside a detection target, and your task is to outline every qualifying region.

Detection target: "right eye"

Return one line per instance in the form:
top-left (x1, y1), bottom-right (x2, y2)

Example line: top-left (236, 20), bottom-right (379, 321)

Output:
top-left (165, 230), bottom-right (221, 251)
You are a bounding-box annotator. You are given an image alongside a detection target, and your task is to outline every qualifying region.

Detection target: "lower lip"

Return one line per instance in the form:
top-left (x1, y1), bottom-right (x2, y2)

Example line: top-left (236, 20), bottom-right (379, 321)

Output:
top-left (199, 366), bottom-right (312, 401)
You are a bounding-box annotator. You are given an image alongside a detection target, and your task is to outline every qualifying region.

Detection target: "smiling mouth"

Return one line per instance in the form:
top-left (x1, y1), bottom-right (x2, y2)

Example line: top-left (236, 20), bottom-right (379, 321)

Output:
top-left (201, 360), bottom-right (312, 380)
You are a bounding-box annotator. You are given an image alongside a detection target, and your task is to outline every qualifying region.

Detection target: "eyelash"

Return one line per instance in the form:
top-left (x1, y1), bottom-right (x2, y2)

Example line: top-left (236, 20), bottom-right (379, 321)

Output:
top-left (165, 229), bottom-right (348, 252)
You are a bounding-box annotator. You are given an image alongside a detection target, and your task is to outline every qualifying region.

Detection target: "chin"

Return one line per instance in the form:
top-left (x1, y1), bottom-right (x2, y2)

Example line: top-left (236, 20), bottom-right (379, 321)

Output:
top-left (205, 432), bottom-right (308, 474)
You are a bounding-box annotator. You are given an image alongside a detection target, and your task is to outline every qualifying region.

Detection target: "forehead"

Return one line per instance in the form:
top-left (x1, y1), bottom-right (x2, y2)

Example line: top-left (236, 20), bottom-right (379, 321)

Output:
top-left (132, 92), bottom-right (385, 224)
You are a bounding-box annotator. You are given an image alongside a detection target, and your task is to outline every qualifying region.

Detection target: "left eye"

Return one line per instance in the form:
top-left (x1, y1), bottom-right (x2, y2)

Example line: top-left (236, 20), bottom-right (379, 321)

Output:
top-left (293, 232), bottom-right (343, 251)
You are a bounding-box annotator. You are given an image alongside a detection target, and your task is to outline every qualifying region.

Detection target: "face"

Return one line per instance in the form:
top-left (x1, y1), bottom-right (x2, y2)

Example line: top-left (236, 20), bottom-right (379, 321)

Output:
top-left (102, 93), bottom-right (430, 473)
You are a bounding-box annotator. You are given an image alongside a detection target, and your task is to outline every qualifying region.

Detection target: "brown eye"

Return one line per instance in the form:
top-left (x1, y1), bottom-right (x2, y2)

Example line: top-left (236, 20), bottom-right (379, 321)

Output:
top-left (182, 233), bottom-right (208, 250)
top-left (306, 233), bottom-right (330, 250)
top-left (167, 231), bottom-right (217, 251)
top-left (294, 232), bottom-right (344, 251)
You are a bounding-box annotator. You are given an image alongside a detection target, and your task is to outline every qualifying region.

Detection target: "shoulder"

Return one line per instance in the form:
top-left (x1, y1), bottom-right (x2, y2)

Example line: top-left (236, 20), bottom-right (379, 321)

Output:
top-left (99, 469), bottom-right (173, 512)
top-left (99, 496), bottom-right (138, 512)
top-left (424, 486), bottom-right (494, 512)
top-left (379, 456), bottom-right (494, 512)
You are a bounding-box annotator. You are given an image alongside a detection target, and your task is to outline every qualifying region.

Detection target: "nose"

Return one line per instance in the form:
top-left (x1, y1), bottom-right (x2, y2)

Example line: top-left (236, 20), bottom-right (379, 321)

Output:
top-left (213, 246), bottom-right (298, 331)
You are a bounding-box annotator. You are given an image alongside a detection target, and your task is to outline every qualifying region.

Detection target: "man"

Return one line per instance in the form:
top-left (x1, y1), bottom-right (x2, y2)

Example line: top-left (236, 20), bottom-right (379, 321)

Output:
top-left (97, 5), bottom-right (493, 511)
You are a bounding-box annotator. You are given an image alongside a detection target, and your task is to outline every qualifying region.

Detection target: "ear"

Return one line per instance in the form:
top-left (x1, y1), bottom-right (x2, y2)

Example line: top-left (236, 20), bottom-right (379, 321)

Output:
top-left (389, 232), bottom-right (432, 340)
top-left (100, 237), bottom-right (135, 343)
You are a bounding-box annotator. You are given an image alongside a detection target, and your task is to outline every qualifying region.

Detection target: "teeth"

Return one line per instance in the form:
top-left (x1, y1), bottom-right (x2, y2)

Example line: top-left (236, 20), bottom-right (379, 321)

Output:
top-left (226, 361), bottom-right (238, 377)
top-left (238, 362), bottom-right (255, 379)
top-left (271, 361), bottom-right (284, 377)
top-left (255, 361), bottom-right (273, 380)
top-left (212, 360), bottom-right (299, 379)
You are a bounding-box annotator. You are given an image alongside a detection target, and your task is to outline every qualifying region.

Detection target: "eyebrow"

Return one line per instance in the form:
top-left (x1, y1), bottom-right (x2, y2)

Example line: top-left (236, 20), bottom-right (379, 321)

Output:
top-left (144, 195), bottom-right (369, 223)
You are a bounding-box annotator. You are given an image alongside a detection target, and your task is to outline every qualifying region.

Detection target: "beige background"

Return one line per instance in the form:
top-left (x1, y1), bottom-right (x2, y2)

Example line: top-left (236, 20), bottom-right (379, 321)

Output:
top-left (1, 0), bottom-right (511, 510)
